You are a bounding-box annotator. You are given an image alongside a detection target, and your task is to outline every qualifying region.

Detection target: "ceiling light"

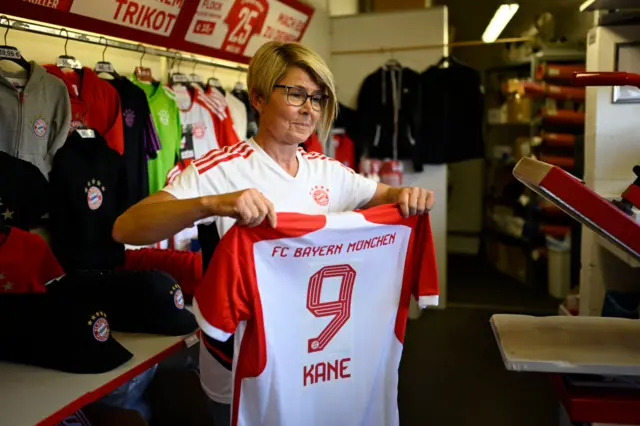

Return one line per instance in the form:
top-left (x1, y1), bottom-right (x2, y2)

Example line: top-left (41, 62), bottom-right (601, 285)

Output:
top-left (482, 3), bottom-right (520, 43)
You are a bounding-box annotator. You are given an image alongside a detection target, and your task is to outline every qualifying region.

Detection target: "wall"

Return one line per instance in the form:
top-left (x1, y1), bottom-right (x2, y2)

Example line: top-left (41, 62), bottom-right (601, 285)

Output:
top-left (330, 7), bottom-right (449, 307)
top-left (580, 24), bottom-right (640, 316)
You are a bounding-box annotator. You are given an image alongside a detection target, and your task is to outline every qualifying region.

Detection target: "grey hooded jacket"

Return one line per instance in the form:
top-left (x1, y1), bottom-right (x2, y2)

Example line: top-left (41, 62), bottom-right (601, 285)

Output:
top-left (0, 62), bottom-right (71, 179)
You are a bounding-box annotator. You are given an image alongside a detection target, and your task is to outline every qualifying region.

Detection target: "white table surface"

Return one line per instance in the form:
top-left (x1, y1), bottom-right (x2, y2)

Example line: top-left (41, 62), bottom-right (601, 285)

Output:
top-left (0, 331), bottom-right (198, 426)
top-left (491, 314), bottom-right (640, 376)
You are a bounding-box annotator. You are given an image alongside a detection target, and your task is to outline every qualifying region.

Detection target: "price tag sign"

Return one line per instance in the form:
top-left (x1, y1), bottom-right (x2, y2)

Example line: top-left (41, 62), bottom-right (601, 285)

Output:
top-left (95, 62), bottom-right (115, 73)
top-left (172, 73), bottom-right (188, 83)
top-left (0, 46), bottom-right (22, 60)
top-left (184, 332), bottom-right (199, 348)
top-left (77, 129), bottom-right (96, 138)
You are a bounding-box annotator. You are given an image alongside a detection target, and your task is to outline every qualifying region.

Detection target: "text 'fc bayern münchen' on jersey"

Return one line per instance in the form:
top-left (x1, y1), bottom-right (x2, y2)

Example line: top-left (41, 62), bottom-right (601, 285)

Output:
top-left (193, 204), bottom-right (439, 426)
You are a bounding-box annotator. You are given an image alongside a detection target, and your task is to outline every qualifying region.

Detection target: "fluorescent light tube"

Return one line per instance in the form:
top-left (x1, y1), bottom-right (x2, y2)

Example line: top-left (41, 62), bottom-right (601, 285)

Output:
top-left (482, 4), bottom-right (520, 43)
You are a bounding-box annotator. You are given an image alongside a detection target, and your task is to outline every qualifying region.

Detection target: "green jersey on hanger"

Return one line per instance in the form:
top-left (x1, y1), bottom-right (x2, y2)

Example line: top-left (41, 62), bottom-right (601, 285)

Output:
top-left (131, 74), bottom-right (181, 194)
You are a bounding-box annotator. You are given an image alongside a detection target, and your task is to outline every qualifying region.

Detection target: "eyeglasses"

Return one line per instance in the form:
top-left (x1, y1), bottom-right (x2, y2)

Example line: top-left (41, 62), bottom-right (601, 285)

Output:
top-left (274, 85), bottom-right (328, 111)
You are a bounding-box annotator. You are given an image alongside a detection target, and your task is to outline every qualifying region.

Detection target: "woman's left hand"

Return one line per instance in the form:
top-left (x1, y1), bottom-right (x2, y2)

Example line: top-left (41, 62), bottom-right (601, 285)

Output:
top-left (396, 186), bottom-right (435, 217)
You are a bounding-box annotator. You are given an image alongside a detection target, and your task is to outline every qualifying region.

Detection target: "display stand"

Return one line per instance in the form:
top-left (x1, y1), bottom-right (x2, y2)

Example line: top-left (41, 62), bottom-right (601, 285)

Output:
top-left (0, 331), bottom-right (198, 426)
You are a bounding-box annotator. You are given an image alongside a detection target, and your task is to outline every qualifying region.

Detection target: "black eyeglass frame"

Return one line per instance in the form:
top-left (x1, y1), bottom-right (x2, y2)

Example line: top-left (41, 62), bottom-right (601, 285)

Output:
top-left (273, 85), bottom-right (329, 111)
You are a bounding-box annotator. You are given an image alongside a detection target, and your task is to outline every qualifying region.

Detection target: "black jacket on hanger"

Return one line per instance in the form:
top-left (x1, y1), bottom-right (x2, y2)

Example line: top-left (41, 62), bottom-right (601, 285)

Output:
top-left (356, 64), bottom-right (423, 172)
top-left (418, 58), bottom-right (484, 164)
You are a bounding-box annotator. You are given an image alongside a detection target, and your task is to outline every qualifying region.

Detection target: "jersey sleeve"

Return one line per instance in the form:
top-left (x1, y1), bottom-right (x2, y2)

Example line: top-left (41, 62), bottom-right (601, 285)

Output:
top-left (104, 90), bottom-right (125, 155)
top-left (162, 163), bottom-right (202, 200)
top-left (161, 162), bottom-right (221, 226)
top-left (193, 236), bottom-right (252, 342)
top-left (412, 214), bottom-right (439, 308)
top-left (332, 162), bottom-right (377, 211)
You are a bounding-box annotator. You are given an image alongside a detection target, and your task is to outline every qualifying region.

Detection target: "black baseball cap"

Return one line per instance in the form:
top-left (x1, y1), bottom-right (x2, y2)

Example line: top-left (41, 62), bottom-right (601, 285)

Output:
top-left (47, 270), bottom-right (198, 336)
top-left (0, 292), bottom-right (133, 374)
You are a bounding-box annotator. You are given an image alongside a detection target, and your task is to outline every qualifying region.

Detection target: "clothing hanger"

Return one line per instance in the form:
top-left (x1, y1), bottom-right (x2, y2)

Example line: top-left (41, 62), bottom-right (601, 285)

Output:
top-left (233, 70), bottom-right (245, 91)
top-left (169, 53), bottom-right (189, 86)
top-left (56, 28), bottom-right (82, 70)
top-left (187, 56), bottom-right (204, 88)
top-left (135, 44), bottom-right (153, 83)
top-left (0, 16), bottom-right (31, 75)
top-left (94, 36), bottom-right (119, 79)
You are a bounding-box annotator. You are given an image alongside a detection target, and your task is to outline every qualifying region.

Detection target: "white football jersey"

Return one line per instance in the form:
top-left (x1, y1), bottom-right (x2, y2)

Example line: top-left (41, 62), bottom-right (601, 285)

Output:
top-left (193, 205), bottom-right (439, 426)
top-left (162, 138), bottom-right (378, 404)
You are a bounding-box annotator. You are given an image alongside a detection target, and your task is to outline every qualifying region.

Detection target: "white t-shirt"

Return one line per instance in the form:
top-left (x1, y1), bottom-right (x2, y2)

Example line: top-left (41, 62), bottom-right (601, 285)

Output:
top-left (193, 205), bottom-right (439, 426)
top-left (162, 138), bottom-right (377, 404)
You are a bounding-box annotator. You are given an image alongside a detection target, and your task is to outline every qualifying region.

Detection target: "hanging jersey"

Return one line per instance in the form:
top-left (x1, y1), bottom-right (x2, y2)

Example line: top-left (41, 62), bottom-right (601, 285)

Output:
top-left (0, 227), bottom-right (64, 294)
top-left (304, 132), bottom-right (324, 154)
top-left (0, 152), bottom-right (49, 231)
top-left (107, 77), bottom-right (161, 205)
top-left (49, 130), bottom-right (128, 272)
top-left (163, 139), bottom-right (378, 405)
top-left (44, 66), bottom-right (124, 155)
top-left (193, 205), bottom-right (439, 426)
top-left (226, 92), bottom-right (248, 140)
top-left (221, 0), bottom-right (269, 55)
top-left (172, 85), bottom-right (219, 161)
top-left (332, 132), bottom-right (356, 169)
top-left (132, 75), bottom-right (182, 194)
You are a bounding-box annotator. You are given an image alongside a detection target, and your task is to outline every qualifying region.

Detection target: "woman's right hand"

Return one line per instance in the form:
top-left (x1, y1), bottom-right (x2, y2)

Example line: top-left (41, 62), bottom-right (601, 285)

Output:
top-left (207, 189), bottom-right (277, 228)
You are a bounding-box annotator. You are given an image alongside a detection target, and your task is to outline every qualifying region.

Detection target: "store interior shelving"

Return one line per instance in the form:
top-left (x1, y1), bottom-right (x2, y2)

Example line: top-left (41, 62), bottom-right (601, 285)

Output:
top-left (482, 47), bottom-right (586, 295)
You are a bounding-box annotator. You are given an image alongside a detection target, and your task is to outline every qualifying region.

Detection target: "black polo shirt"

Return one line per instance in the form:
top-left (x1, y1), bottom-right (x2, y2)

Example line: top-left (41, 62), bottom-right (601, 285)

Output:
top-left (49, 130), bottom-right (127, 271)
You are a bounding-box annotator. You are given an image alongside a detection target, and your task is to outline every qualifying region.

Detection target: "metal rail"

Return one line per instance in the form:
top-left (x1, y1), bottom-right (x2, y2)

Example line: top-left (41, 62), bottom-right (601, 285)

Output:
top-left (0, 15), bottom-right (248, 73)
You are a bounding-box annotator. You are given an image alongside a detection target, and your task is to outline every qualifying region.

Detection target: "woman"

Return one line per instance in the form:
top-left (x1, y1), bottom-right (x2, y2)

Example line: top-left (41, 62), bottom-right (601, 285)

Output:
top-left (112, 41), bottom-right (434, 424)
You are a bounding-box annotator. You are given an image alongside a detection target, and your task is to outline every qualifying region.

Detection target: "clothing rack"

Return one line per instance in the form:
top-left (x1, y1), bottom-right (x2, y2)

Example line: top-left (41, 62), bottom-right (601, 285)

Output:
top-left (0, 16), bottom-right (248, 73)
top-left (331, 36), bottom-right (533, 56)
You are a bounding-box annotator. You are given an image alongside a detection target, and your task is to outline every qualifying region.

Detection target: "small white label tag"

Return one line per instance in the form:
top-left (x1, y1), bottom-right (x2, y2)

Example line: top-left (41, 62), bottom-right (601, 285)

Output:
top-left (184, 333), bottom-right (199, 348)
top-left (56, 56), bottom-right (82, 70)
top-left (180, 149), bottom-right (195, 160)
top-left (6, 77), bottom-right (26, 88)
top-left (0, 46), bottom-right (21, 60)
top-left (77, 129), bottom-right (95, 138)
top-left (172, 73), bottom-right (188, 83)
top-left (95, 62), bottom-right (115, 73)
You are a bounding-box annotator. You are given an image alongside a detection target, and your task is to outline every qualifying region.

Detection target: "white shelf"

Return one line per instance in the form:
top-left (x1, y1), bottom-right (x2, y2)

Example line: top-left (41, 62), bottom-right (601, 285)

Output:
top-left (0, 331), bottom-right (197, 426)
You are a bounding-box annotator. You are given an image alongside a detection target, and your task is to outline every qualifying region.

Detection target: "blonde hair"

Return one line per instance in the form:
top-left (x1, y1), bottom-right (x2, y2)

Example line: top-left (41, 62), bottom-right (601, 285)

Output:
top-left (247, 41), bottom-right (337, 143)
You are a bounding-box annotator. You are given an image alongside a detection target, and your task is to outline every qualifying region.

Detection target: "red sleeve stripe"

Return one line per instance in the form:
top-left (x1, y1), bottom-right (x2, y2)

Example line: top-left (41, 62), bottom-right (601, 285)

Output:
top-left (166, 167), bottom-right (181, 184)
top-left (195, 142), bottom-right (254, 175)
top-left (304, 152), bottom-right (356, 174)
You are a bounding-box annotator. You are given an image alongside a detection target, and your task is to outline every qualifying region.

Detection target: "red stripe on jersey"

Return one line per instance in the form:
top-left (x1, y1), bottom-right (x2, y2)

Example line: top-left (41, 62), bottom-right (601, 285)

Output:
top-left (196, 143), bottom-right (254, 175)
top-left (304, 152), bottom-right (356, 174)
top-left (194, 142), bottom-right (245, 168)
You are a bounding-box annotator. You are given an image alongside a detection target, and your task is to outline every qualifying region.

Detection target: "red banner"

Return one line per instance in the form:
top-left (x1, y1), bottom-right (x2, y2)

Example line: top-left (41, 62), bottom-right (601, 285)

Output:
top-left (1, 0), bottom-right (315, 64)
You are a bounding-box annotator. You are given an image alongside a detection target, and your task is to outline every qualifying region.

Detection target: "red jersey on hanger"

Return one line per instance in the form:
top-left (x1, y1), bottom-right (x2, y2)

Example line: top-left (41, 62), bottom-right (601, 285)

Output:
top-left (0, 227), bottom-right (64, 294)
top-left (222, 0), bottom-right (270, 55)
top-left (332, 133), bottom-right (356, 169)
top-left (304, 133), bottom-right (324, 154)
top-left (44, 66), bottom-right (124, 155)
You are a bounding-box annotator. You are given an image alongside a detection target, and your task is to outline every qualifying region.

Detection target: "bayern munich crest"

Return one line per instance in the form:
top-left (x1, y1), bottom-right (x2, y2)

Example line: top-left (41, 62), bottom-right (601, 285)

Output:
top-left (170, 284), bottom-right (185, 310)
top-left (174, 289), bottom-right (184, 310)
top-left (32, 118), bottom-right (47, 137)
top-left (92, 314), bottom-right (110, 342)
top-left (310, 185), bottom-right (330, 207)
top-left (85, 179), bottom-right (105, 211)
